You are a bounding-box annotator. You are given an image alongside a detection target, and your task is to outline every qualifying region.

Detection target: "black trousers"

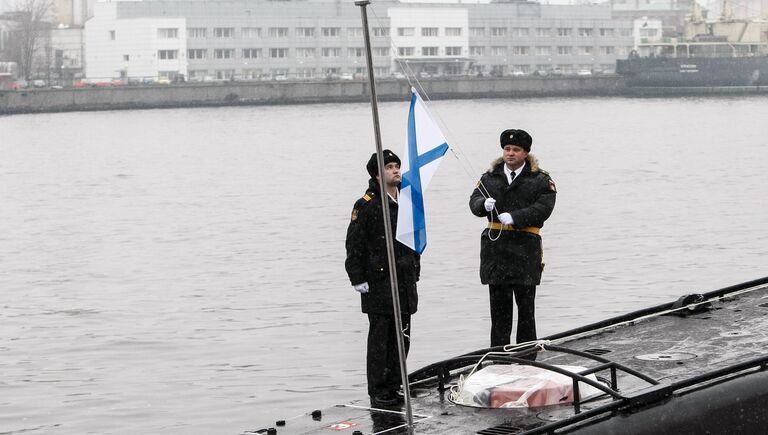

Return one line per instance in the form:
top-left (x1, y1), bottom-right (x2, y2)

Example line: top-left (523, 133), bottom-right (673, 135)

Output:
top-left (366, 312), bottom-right (411, 397)
top-left (489, 284), bottom-right (537, 347)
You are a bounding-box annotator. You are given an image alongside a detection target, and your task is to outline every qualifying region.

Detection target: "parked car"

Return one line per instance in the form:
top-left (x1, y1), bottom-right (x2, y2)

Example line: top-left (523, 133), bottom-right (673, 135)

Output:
top-left (340, 72), bottom-right (354, 80)
top-left (11, 80), bottom-right (29, 90)
top-left (32, 79), bottom-right (46, 88)
top-left (576, 69), bottom-right (592, 76)
top-left (510, 71), bottom-right (526, 77)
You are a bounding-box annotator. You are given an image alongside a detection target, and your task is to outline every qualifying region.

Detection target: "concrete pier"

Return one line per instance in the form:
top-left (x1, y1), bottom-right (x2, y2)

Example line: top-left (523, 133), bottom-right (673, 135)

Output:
top-left (1, 76), bottom-right (766, 115)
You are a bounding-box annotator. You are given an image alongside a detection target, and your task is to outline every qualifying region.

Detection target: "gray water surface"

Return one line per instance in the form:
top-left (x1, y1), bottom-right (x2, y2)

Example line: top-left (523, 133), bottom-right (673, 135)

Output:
top-left (1, 96), bottom-right (766, 434)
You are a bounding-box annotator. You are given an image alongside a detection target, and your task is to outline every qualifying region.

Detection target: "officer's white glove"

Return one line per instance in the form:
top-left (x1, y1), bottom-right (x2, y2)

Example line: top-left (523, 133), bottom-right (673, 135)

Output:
top-left (498, 213), bottom-right (514, 225)
top-left (353, 282), bottom-right (370, 293)
top-left (484, 197), bottom-right (496, 212)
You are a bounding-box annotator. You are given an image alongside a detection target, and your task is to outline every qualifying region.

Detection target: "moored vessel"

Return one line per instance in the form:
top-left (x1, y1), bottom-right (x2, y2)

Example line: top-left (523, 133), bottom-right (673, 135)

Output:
top-left (250, 276), bottom-right (768, 434)
top-left (617, 2), bottom-right (768, 87)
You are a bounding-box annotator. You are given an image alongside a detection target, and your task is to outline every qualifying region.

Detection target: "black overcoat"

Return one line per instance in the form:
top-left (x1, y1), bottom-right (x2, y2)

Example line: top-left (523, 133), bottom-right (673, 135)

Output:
top-left (469, 155), bottom-right (556, 286)
top-left (345, 179), bottom-right (420, 315)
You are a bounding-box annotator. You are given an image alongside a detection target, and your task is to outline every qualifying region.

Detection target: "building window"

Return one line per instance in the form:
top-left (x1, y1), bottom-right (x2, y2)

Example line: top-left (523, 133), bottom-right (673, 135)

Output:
top-left (216, 70), bottom-right (234, 80)
top-left (157, 28), bottom-right (178, 39)
top-left (513, 64), bottom-right (531, 73)
top-left (348, 47), bottom-right (365, 57)
top-left (469, 27), bottom-right (485, 37)
top-left (214, 27), bottom-right (234, 38)
top-left (214, 49), bottom-right (234, 59)
top-left (469, 46), bottom-right (484, 56)
top-left (188, 70), bottom-right (207, 79)
top-left (422, 46), bottom-right (438, 56)
top-left (188, 49), bottom-right (206, 59)
top-left (578, 28), bottom-right (594, 37)
top-left (296, 47), bottom-right (316, 58)
top-left (445, 27), bottom-right (462, 37)
top-left (241, 27), bottom-right (261, 38)
top-left (373, 27), bottom-right (390, 37)
top-left (323, 67), bottom-right (340, 77)
top-left (421, 27), bottom-right (438, 37)
top-left (242, 48), bottom-right (261, 59)
top-left (374, 66), bottom-right (390, 77)
top-left (536, 46), bottom-right (551, 56)
top-left (109, 30), bottom-right (115, 40)
top-left (557, 28), bottom-right (572, 37)
top-left (296, 68), bottom-right (315, 79)
top-left (600, 46), bottom-right (615, 55)
top-left (446, 64), bottom-right (462, 75)
top-left (321, 47), bottom-right (341, 57)
top-left (557, 46), bottom-right (572, 55)
top-left (188, 28), bottom-right (207, 38)
top-left (536, 28), bottom-right (551, 37)
top-left (398, 47), bottom-right (414, 56)
top-left (445, 46), bottom-right (462, 56)
top-left (268, 27), bottom-right (289, 37)
top-left (578, 46), bottom-right (593, 55)
top-left (241, 69), bottom-right (262, 80)
top-left (600, 28), bottom-right (614, 37)
top-left (123, 54), bottom-right (129, 61)
top-left (620, 29), bottom-right (632, 37)
top-left (512, 46), bottom-right (529, 56)
top-left (296, 27), bottom-right (315, 37)
top-left (158, 70), bottom-right (179, 80)
top-left (491, 46), bottom-right (507, 56)
top-left (373, 47), bottom-right (390, 57)
top-left (270, 48), bottom-right (289, 58)
top-left (158, 50), bottom-right (178, 60)
top-left (270, 68), bottom-right (289, 78)
top-left (512, 28), bottom-right (529, 37)
top-left (397, 27), bottom-right (414, 37)
top-left (321, 27), bottom-right (341, 37)
top-left (490, 27), bottom-right (507, 37)
top-left (348, 27), bottom-right (363, 38)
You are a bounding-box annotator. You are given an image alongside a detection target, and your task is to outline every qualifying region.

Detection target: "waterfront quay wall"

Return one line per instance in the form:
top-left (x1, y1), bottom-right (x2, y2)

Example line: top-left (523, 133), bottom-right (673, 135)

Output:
top-left (0, 76), bottom-right (626, 115)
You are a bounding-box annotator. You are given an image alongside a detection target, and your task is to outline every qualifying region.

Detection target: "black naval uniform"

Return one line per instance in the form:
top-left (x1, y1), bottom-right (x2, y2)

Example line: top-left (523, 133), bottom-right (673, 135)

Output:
top-left (469, 155), bottom-right (556, 347)
top-left (345, 179), bottom-right (420, 400)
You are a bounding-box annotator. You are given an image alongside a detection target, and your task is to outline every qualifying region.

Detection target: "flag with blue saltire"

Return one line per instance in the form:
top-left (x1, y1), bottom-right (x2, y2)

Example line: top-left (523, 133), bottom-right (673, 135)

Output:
top-left (396, 87), bottom-right (449, 254)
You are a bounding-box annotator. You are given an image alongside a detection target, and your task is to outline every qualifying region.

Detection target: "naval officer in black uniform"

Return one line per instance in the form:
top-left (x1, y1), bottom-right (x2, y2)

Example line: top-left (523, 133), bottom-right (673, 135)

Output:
top-left (345, 150), bottom-right (420, 407)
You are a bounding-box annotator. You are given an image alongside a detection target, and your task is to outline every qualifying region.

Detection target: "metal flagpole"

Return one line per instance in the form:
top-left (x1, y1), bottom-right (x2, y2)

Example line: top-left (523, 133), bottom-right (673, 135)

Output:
top-left (355, 1), bottom-right (415, 433)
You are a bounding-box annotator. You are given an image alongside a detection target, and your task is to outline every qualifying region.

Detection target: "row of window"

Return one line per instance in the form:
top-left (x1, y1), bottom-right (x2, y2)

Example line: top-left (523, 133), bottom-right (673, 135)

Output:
top-left (183, 62), bottom-right (616, 81)
top-left (183, 47), bottom-right (391, 60)
top-left (150, 26), bottom-right (631, 40)
top-left (186, 67), bottom-right (392, 80)
top-left (157, 45), bottom-right (631, 61)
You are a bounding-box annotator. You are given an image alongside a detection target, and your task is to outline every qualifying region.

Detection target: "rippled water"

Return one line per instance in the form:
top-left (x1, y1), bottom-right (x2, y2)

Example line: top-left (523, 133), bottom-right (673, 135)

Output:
top-left (1, 96), bottom-right (766, 434)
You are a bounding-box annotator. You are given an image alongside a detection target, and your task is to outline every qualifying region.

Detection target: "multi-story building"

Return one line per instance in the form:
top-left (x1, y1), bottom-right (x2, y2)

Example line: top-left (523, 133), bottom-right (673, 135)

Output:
top-left (84, 0), bottom-right (636, 82)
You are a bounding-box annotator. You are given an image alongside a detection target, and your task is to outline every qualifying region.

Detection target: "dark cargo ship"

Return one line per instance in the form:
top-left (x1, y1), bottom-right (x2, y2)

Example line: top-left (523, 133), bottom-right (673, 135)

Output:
top-left (616, 8), bottom-right (768, 87)
top-left (617, 53), bottom-right (768, 87)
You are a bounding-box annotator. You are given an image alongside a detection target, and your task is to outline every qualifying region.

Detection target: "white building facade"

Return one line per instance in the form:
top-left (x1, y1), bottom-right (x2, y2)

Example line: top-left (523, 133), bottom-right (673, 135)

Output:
top-left (84, 0), bottom-right (635, 81)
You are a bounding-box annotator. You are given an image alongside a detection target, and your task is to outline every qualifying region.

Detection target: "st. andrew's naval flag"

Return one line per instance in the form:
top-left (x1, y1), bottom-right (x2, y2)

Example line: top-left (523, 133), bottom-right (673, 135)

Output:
top-left (396, 88), bottom-right (449, 254)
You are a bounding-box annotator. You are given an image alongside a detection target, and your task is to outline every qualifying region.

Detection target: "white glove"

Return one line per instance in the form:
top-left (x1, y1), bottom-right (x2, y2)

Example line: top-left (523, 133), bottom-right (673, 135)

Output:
top-left (484, 197), bottom-right (496, 212)
top-left (498, 213), bottom-right (514, 225)
top-left (353, 282), bottom-right (370, 293)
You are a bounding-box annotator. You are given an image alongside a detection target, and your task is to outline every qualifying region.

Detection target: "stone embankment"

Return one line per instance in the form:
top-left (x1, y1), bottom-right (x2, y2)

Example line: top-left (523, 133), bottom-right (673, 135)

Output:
top-left (0, 76), bottom-right (625, 115)
top-left (1, 76), bottom-right (765, 115)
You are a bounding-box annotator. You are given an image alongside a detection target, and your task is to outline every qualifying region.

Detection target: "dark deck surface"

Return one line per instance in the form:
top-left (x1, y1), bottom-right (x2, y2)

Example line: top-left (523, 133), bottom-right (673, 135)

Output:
top-left (250, 280), bottom-right (768, 434)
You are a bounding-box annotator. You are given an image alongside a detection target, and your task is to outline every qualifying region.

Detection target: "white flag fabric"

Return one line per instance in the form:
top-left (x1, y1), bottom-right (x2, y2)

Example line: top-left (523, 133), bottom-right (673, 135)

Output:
top-left (396, 88), bottom-right (449, 254)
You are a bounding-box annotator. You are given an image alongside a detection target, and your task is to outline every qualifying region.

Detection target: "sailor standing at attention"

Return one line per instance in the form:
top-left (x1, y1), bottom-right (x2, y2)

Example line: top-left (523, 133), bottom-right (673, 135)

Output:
top-left (345, 150), bottom-right (420, 408)
top-left (469, 129), bottom-right (556, 348)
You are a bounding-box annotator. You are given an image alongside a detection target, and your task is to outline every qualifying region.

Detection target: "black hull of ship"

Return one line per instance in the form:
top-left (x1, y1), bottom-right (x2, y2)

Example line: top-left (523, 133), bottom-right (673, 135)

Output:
top-left (616, 56), bottom-right (768, 87)
top-left (252, 277), bottom-right (768, 435)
